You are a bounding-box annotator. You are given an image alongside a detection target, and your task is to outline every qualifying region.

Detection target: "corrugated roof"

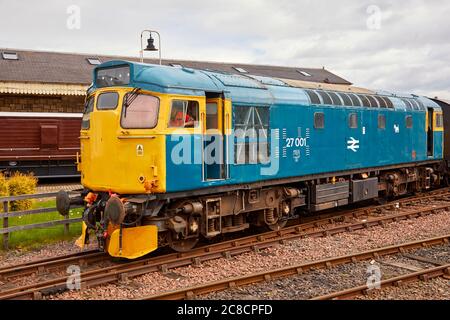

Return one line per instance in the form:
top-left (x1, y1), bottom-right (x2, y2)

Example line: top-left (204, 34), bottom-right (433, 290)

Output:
top-left (0, 48), bottom-right (351, 86)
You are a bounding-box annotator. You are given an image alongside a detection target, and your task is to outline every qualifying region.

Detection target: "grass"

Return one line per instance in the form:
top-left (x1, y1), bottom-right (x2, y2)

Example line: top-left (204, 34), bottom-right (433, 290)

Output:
top-left (0, 199), bottom-right (84, 251)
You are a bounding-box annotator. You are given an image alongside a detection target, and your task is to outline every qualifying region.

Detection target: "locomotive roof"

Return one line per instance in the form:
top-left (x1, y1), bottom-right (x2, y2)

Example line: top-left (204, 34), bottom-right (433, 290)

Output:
top-left (93, 60), bottom-right (441, 112)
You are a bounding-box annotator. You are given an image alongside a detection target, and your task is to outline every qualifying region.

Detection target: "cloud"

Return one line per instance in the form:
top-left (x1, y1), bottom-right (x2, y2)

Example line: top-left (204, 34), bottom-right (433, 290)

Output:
top-left (0, 0), bottom-right (449, 99)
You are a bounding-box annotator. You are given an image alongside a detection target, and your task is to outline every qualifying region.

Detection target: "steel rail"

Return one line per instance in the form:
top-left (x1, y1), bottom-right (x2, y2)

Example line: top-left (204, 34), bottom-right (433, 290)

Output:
top-left (311, 264), bottom-right (450, 300)
top-left (140, 234), bottom-right (450, 300)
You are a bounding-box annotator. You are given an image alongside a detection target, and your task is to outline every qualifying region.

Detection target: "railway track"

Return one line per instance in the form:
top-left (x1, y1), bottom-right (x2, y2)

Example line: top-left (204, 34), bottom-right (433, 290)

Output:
top-left (2, 188), bottom-right (448, 283)
top-left (141, 234), bottom-right (450, 300)
top-left (310, 264), bottom-right (450, 300)
top-left (0, 192), bottom-right (449, 300)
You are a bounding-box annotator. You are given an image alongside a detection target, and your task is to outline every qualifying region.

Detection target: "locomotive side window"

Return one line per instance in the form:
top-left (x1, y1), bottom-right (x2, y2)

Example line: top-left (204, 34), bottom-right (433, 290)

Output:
top-left (406, 115), bottom-right (413, 128)
top-left (436, 113), bottom-right (444, 128)
top-left (305, 90), bottom-right (321, 105)
top-left (81, 96), bottom-right (94, 130)
top-left (234, 106), bottom-right (270, 164)
top-left (97, 92), bottom-right (119, 110)
top-left (349, 113), bottom-right (358, 128)
top-left (168, 100), bottom-right (199, 128)
top-left (378, 114), bottom-right (386, 129)
top-left (121, 93), bottom-right (160, 129)
top-left (314, 112), bottom-right (325, 129)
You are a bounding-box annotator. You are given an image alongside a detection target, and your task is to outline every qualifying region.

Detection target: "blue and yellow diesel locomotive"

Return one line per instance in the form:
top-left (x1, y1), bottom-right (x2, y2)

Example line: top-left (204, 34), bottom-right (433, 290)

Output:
top-left (57, 60), bottom-right (446, 259)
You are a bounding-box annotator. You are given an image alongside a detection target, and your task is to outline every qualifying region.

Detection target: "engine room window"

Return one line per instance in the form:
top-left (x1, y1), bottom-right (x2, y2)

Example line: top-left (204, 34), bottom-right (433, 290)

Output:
top-left (406, 115), bottom-right (413, 128)
top-left (169, 100), bottom-right (199, 128)
top-left (349, 113), bottom-right (358, 128)
top-left (81, 96), bottom-right (94, 130)
top-left (121, 94), bottom-right (159, 129)
top-left (314, 112), bottom-right (325, 129)
top-left (378, 114), bottom-right (386, 129)
top-left (234, 106), bottom-right (270, 165)
top-left (97, 92), bottom-right (119, 110)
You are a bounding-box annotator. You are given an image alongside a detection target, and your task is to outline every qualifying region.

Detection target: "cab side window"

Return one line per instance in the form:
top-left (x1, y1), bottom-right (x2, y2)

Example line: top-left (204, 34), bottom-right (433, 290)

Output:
top-left (436, 113), bottom-right (444, 128)
top-left (169, 100), bottom-right (199, 128)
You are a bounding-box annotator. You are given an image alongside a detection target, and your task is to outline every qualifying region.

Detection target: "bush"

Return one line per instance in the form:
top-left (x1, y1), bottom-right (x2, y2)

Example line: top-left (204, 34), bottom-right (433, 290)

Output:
top-left (0, 173), bottom-right (7, 212)
top-left (7, 173), bottom-right (37, 212)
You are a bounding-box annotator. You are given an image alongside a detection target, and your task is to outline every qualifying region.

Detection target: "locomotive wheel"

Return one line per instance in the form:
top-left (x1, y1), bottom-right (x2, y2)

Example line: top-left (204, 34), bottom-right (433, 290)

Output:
top-left (167, 232), bottom-right (199, 252)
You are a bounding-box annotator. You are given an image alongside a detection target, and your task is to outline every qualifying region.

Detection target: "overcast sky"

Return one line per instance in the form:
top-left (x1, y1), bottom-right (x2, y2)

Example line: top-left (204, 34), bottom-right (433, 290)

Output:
top-left (0, 0), bottom-right (449, 99)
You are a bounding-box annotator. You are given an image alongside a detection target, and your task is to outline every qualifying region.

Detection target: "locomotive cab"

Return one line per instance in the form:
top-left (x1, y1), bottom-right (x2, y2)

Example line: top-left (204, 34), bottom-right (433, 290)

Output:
top-left (72, 61), bottom-right (232, 258)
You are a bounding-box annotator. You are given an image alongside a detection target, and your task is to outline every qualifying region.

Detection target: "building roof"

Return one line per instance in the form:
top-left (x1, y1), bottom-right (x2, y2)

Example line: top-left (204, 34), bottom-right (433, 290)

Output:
top-left (0, 48), bottom-right (351, 86)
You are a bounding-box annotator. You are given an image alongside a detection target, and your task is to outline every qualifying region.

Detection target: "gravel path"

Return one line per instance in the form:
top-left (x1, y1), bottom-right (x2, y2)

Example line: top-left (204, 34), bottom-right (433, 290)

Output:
top-left (48, 209), bottom-right (450, 300)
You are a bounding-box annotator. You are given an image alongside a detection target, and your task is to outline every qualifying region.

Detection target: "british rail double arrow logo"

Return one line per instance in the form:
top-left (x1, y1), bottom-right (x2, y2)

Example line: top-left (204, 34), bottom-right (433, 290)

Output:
top-left (347, 137), bottom-right (360, 152)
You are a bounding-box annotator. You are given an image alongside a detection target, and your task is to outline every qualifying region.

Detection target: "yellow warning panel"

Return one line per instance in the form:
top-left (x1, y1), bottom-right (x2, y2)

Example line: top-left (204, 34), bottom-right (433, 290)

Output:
top-left (107, 225), bottom-right (158, 259)
top-left (75, 222), bottom-right (88, 249)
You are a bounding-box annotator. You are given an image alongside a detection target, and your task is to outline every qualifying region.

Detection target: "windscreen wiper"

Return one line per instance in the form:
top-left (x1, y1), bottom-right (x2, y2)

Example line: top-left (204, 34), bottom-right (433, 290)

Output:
top-left (123, 87), bottom-right (142, 117)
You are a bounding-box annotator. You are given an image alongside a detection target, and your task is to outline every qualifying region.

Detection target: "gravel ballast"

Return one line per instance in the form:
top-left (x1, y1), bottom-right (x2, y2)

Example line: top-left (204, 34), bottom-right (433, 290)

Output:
top-left (47, 209), bottom-right (450, 300)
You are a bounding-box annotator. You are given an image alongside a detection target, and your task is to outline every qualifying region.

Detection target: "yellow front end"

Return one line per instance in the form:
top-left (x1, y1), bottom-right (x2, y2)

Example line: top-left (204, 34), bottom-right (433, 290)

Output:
top-left (76, 87), bottom-right (209, 259)
top-left (78, 88), bottom-right (167, 195)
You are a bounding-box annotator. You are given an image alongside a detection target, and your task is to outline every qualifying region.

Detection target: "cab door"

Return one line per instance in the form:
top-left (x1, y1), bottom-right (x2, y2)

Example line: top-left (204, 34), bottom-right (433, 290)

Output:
top-left (203, 97), bottom-right (227, 180)
top-left (427, 108), bottom-right (434, 157)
